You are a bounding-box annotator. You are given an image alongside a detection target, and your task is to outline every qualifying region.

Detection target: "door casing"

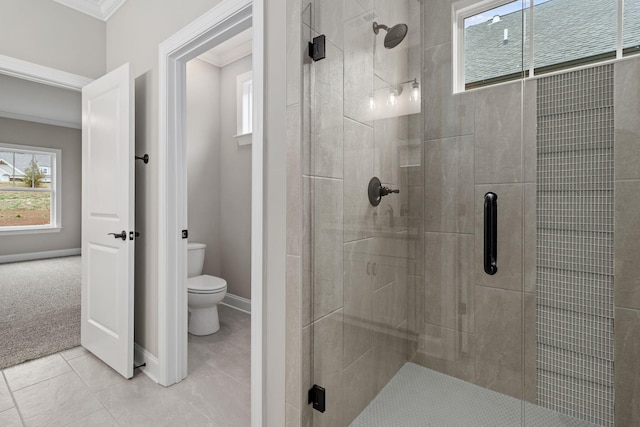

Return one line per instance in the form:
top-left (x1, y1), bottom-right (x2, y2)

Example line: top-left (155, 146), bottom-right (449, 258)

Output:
top-left (158, 0), bottom-right (264, 425)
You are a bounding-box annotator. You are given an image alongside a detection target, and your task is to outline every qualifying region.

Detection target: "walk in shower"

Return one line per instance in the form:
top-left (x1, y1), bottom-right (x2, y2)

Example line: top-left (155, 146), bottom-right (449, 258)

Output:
top-left (285, 0), bottom-right (640, 426)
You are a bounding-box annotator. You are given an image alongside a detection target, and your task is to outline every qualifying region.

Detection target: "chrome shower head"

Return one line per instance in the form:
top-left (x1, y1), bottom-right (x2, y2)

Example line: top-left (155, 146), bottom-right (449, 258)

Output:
top-left (373, 21), bottom-right (408, 49)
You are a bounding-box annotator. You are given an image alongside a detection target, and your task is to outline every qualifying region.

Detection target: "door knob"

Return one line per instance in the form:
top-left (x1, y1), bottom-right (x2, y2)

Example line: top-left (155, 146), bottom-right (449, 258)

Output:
top-left (108, 231), bottom-right (127, 241)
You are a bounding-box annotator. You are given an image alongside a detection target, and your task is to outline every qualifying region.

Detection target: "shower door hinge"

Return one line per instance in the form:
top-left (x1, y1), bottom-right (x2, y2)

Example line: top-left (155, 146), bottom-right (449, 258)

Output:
top-left (309, 35), bottom-right (326, 62)
top-left (308, 384), bottom-right (326, 413)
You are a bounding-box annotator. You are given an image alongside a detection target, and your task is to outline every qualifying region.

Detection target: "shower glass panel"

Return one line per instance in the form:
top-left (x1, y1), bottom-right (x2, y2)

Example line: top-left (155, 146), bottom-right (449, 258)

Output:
top-left (302, 0), bottom-right (635, 425)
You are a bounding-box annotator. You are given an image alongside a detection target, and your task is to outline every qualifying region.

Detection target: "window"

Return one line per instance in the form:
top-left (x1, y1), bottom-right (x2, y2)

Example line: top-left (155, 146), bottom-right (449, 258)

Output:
top-left (234, 70), bottom-right (253, 146)
top-left (0, 143), bottom-right (61, 234)
top-left (454, 0), bottom-right (637, 92)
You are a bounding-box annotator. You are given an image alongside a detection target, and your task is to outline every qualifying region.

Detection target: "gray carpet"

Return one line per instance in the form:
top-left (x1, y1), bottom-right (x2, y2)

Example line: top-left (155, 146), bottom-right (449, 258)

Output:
top-left (0, 256), bottom-right (81, 369)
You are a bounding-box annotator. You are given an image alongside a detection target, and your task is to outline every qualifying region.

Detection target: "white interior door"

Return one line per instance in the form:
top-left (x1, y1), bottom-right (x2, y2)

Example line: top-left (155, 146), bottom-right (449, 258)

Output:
top-left (81, 63), bottom-right (135, 379)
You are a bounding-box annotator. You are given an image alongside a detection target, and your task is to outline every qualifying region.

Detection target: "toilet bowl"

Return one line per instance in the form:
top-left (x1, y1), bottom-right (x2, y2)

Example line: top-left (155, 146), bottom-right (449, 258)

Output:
top-left (187, 243), bottom-right (227, 335)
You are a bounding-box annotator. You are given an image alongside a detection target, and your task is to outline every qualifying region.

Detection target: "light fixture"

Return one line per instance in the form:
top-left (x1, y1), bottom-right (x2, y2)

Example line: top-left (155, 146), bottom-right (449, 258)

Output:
top-left (410, 79), bottom-right (420, 102)
top-left (388, 78), bottom-right (420, 104)
top-left (388, 88), bottom-right (398, 106)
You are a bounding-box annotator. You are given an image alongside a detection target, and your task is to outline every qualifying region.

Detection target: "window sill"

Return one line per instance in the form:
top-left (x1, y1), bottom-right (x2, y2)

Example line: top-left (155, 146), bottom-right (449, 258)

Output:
top-left (0, 226), bottom-right (62, 236)
top-left (233, 132), bottom-right (252, 146)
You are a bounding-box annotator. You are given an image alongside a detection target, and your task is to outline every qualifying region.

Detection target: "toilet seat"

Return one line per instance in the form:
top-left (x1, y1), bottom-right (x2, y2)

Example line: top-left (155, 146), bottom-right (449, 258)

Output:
top-left (188, 275), bottom-right (227, 294)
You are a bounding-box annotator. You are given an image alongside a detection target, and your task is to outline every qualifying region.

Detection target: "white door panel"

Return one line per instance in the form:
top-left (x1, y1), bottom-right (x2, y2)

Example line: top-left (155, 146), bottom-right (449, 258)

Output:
top-left (81, 63), bottom-right (135, 379)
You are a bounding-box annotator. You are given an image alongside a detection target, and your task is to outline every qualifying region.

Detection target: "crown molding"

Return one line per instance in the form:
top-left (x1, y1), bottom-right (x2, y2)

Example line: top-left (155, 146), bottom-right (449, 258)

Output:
top-left (0, 55), bottom-right (92, 91)
top-left (53, 0), bottom-right (127, 21)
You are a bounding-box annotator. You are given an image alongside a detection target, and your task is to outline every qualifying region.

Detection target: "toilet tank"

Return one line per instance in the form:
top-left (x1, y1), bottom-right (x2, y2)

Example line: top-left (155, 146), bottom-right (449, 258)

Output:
top-left (187, 243), bottom-right (206, 278)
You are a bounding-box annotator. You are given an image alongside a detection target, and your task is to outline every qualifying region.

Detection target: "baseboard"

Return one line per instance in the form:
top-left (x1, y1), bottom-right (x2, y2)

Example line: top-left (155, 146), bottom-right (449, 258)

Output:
top-left (221, 292), bottom-right (251, 314)
top-left (134, 343), bottom-right (161, 384)
top-left (0, 248), bottom-right (81, 264)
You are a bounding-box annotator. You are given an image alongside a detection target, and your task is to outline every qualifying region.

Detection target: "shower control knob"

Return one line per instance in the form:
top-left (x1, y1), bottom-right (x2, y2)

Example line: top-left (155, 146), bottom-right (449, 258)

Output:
top-left (380, 187), bottom-right (400, 197)
top-left (368, 177), bottom-right (399, 207)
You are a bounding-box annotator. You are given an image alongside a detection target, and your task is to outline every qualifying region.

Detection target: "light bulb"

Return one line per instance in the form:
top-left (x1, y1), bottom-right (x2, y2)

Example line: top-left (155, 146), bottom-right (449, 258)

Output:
top-left (410, 81), bottom-right (420, 102)
top-left (388, 90), bottom-right (398, 106)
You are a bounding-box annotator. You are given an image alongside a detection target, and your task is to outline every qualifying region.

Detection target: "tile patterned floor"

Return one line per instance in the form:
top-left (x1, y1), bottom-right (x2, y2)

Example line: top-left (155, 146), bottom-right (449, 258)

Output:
top-left (0, 305), bottom-right (251, 427)
top-left (351, 363), bottom-right (596, 427)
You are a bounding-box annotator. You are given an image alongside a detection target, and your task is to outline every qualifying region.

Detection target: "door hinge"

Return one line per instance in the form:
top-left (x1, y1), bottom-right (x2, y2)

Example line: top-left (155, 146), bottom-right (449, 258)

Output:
top-left (308, 35), bottom-right (326, 62)
top-left (182, 230), bottom-right (188, 239)
top-left (308, 384), bottom-right (326, 413)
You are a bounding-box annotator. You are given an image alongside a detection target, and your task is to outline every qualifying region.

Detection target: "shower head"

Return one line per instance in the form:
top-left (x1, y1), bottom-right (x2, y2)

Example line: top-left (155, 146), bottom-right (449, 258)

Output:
top-left (373, 22), bottom-right (408, 49)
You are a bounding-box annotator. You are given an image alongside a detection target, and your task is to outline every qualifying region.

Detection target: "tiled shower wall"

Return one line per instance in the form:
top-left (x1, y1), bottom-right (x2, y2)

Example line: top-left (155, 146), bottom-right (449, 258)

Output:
top-left (412, 2), bottom-right (640, 427)
top-left (285, 0), bottom-right (422, 426)
top-left (286, 1), bottom-right (640, 427)
top-left (535, 65), bottom-right (615, 426)
top-left (613, 58), bottom-right (640, 426)
top-left (411, 0), bottom-right (538, 403)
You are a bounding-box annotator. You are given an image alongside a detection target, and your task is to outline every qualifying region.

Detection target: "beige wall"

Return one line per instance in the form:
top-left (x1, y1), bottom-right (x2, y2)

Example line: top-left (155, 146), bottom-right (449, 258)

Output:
top-left (106, 0), bottom-right (225, 356)
top-left (187, 54), bottom-right (253, 300)
top-left (187, 58), bottom-right (222, 278)
top-left (0, 0), bottom-right (105, 78)
top-left (0, 118), bottom-right (81, 256)
top-left (220, 55), bottom-right (252, 300)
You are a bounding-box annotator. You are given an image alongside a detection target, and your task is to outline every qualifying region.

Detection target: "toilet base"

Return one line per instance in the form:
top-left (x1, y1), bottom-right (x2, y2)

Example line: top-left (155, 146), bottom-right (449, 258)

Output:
top-left (188, 305), bottom-right (220, 336)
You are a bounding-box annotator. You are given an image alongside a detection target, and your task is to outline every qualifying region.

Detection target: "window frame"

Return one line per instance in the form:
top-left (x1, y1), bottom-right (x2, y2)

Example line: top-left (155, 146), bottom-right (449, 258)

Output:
top-left (234, 70), bottom-right (253, 146)
top-left (0, 142), bottom-right (62, 235)
top-left (453, 0), bottom-right (630, 93)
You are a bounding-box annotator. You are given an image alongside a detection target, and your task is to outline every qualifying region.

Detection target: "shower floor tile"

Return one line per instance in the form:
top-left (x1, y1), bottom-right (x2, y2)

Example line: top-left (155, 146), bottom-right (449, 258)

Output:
top-left (350, 363), bottom-right (596, 427)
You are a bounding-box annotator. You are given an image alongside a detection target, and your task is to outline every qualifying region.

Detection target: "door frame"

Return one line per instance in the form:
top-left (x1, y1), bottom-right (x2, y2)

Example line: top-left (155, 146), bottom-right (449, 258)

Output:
top-left (158, 0), bottom-right (263, 425)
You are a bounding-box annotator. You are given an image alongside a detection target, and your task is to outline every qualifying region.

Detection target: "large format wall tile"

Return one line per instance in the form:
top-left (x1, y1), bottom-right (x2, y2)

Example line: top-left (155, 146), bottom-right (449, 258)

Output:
top-left (344, 9), bottom-right (374, 126)
top-left (374, 283), bottom-right (409, 391)
top-left (475, 81), bottom-right (523, 184)
top-left (423, 0), bottom-right (453, 48)
top-left (615, 179), bottom-right (640, 310)
top-left (342, 349), bottom-right (377, 426)
top-left (523, 183), bottom-right (536, 294)
top-left (474, 286), bottom-right (523, 399)
top-left (615, 307), bottom-right (640, 426)
top-left (424, 135), bottom-right (474, 233)
top-left (287, 104), bottom-right (302, 256)
top-left (286, 403), bottom-right (301, 427)
top-left (344, 118), bottom-right (374, 242)
top-left (474, 184), bottom-right (523, 291)
top-left (424, 232), bottom-right (474, 332)
top-left (614, 57), bottom-right (640, 180)
top-left (414, 323), bottom-right (475, 382)
top-left (423, 43), bottom-right (475, 139)
top-left (524, 292), bottom-right (536, 404)
top-left (312, 310), bottom-right (344, 427)
top-left (407, 275), bottom-right (425, 354)
top-left (305, 177), bottom-right (344, 322)
top-left (286, 255), bottom-right (302, 408)
top-left (374, 118), bottom-right (402, 186)
top-left (313, 0), bottom-right (343, 50)
top-left (523, 79), bottom-right (537, 183)
top-left (311, 38), bottom-right (344, 178)
top-left (343, 239), bottom-right (375, 369)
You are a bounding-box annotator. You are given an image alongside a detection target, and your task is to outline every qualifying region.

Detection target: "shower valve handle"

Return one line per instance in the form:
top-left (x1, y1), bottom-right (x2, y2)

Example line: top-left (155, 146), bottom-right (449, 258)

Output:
top-left (368, 177), bottom-right (399, 206)
top-left (380, 187), bottom-right (400, 197)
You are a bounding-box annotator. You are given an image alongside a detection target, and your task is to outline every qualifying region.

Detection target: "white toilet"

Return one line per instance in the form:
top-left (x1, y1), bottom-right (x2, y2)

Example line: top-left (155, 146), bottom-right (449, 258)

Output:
top-left (187, 243), bottom-right (227, 335)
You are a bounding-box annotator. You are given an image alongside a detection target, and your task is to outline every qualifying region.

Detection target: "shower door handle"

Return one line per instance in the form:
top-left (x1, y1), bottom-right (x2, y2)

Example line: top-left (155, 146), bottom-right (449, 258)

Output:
top-left (484, 192), bottom-right (498, 275)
